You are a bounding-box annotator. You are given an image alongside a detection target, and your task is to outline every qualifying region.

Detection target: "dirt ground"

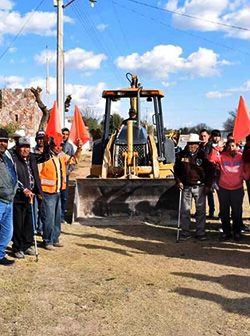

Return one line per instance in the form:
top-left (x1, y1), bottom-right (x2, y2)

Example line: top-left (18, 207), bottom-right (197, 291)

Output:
top-left (0, 153), bottom-right (249, 336)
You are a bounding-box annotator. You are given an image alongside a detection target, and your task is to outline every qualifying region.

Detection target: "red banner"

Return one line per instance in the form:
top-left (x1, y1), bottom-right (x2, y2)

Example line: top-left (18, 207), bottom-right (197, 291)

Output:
top-left (45, 101), bottom-right (63, 146)
top-left (70, 105), bottom-right (90, 145)
top-left (233, 96), bottom-right (250, 143)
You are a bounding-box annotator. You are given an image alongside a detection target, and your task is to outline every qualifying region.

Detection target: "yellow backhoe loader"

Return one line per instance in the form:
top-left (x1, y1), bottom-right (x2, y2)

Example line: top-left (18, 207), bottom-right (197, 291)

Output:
top-left (74, 74), bottom-right (179, 220)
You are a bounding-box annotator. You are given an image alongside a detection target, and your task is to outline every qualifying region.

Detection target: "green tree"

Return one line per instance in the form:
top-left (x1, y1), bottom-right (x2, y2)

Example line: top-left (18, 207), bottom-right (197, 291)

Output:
top-left (81, 106), bottom-right (102, 139)
top-left (0, 122), bottom-right (20, 136)
top-left (179, 123), bottom-right (212, 134)
top-left (112, 113), bottom-right (123, 130)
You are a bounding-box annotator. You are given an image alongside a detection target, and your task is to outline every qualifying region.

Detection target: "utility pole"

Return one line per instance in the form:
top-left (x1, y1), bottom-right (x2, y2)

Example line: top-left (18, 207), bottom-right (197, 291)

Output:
top-left (54, 0), bottom-right (97, 127)
top-left (54, 0), bottom-right (64, 127)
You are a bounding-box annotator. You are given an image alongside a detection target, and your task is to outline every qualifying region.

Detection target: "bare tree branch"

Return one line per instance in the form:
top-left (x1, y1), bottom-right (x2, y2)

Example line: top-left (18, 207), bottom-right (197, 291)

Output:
top-left (30, 87), bottom-right (51, 131)
top-left (31, 88), bottom-right (73, 131)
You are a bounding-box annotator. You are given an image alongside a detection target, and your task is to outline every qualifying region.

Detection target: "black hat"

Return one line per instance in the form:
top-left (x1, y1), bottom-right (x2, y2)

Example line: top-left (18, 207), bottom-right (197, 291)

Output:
top-left (0, 128), bottom-right (9, 140)
top-left (35, 130), bottom-right (45, 139)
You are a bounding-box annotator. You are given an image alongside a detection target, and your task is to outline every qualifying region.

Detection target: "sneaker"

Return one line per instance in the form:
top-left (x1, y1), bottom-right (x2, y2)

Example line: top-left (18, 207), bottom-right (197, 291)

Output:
top-left (24, 247), bottom-right (36, 256)
top-left (0, 257), bottom-right (15, 266)
top-left (53, 242), bottom-right (64, 247)
top-left (241, 225), bottom-right (250, 233)
top-left (195, 235), bottom-right (208, 241)
top-left (14, 251), bottom-right (25, 259)
top-left (179, 234), bottom-right (192, 241)
top-left (44, 244), bottom-right (55, 251)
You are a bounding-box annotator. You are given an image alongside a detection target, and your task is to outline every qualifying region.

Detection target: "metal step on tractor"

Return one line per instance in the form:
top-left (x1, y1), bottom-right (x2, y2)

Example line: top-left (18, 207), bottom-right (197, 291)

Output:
top-left (74, 73), bottom-right (179, 222)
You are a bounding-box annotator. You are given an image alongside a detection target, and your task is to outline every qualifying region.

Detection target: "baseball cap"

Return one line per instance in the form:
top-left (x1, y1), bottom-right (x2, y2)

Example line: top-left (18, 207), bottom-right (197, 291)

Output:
top-left (18, 136), bottom-right (30, 146)
top-left (35, 130), bottom-right (45, 139)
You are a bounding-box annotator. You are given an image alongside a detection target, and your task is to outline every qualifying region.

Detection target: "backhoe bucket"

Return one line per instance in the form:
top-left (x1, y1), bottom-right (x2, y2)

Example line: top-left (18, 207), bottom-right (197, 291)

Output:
top-left (73, 178), bottom-right (179, 223)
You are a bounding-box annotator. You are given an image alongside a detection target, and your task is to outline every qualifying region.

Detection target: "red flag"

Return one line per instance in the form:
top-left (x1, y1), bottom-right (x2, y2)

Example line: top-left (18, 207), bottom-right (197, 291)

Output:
top-left (233, 96), bottom-right (250, 143)
top-left (45, 101), bottom-right (63, 146)
top-left (70, 105), bottom-right (90, 145)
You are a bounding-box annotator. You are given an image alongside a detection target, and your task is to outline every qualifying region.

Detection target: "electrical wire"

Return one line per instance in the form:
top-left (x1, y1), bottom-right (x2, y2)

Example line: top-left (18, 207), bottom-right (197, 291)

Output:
top-left (127, 0), bottom-right (250, 32)
top-left (111, 1), bottom-right (131, 52)
top-left (0, 0), bottom-right (47, 61)
top-left (112, 0), bottom-right (250, 57)
top-left (70, 1), bottom-right (121, 82)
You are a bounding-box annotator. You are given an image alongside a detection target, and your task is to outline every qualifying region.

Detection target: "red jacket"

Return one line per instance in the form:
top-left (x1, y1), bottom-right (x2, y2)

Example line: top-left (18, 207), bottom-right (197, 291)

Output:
top-left (208, 149), bottom-right (247, 190)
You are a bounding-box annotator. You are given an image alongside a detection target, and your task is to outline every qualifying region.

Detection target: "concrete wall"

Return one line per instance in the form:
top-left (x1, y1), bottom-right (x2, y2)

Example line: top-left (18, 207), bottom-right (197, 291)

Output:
top-left (0, 88), bottom-right (41, 136)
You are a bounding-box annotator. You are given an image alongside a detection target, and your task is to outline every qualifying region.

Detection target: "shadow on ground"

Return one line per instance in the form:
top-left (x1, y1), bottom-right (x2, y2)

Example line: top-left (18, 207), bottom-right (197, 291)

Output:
top-left (62, 219), bottom-right (250, 269)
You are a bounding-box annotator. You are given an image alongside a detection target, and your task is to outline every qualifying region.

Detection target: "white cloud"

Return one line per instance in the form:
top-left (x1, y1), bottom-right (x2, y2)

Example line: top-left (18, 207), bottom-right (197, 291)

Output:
top-left (35, 48), bottom-right (107, 72)
top-left (0, 0), bottom-right (13, 10)
top-left (206, 80), bottom-right (250, 98)
top-left (0, 8), bottom-right (72, 39)
top-left (206, 91), bottom-right (231, 98)
top-left (0, 75), bottom-right (24, 87)
top-left (8, 47), bottom-right (16, 53)
top-left (161, 81), bottom-right (176, 87)
top-left (96, 23), bottom-right (108, 32)
top-left (115, 44), bottom-right (226, 79)
top-left (165, 0), bottom-right (250, 39)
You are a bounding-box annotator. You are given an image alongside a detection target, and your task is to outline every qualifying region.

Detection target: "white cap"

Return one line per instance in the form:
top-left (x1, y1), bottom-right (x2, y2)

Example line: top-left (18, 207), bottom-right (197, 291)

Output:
top-left (187, 133), bottom-right (200, 143)
top-left (13, 129), bottom-right (25, 138)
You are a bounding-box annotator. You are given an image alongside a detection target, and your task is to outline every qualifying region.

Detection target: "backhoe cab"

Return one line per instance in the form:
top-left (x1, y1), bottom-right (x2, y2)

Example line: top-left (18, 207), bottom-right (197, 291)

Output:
top-left (91, 73), bottom-right (175, 179)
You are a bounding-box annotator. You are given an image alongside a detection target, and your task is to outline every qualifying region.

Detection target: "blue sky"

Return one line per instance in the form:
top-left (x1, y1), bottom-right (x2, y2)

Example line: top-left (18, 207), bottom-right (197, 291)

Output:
top-left (0, 0), bottom-right (250, 129)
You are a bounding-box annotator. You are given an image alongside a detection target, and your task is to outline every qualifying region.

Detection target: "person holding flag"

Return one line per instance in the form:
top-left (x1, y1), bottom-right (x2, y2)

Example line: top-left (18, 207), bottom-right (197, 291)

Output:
top-left (40, 102), bottom-right (84, 250)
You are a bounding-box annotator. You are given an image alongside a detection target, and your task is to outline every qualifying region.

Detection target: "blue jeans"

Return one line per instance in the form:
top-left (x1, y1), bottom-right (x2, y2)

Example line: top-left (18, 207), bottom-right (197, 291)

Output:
top-left (0, 201), bottom-right (13, 259)
top-left (41, 193), bottom-right (61, 246)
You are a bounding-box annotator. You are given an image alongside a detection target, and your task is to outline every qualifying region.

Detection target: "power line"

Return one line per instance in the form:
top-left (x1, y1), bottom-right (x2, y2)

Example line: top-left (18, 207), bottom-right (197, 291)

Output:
top-left (111, 1), bottom-right (131, 52)
top-left (127, 0), bottom-right (250, 32)
top-left (70, 1), bottom-right (121, 82)
top-left (0, 0), bottom-right (47, 61)
top-left (112, 1), bottom-right (250, 57)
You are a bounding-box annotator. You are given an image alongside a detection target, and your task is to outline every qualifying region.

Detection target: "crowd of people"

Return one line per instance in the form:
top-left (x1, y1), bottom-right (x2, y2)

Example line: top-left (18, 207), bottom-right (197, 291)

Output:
top-left (0, 127), bottom-right (82, 266)
top-left (174, 129), bottom-right (250, 242)
top-left (0, 125), bottom-right (249, 266)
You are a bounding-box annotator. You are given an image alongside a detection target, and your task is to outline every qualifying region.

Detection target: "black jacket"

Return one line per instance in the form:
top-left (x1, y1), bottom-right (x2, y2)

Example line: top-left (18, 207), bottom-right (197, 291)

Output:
top-left (174, 147), bottom-right (214, 187)
top-left (12, 152), bottom-right (44, 204)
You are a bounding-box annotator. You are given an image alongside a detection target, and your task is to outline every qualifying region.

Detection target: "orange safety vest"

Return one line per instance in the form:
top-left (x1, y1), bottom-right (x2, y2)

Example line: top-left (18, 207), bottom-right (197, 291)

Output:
top-left (39, 155), bottom-right (67, 193)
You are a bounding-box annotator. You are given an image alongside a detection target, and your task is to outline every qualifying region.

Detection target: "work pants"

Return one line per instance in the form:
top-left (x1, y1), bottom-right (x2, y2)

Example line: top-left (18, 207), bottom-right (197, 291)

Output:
top-left (207, 191), bottom-right (215, 216)
top-left (12, 200), bottom-right (33, 252)
top-left (60, 176), bottom-right (69, 222)
top-left (218, 187), bottom-right (244, 236)
top-left (181, 185), bottom-right (206, 237)
top-left (41, 192), bottom-right (61, 246)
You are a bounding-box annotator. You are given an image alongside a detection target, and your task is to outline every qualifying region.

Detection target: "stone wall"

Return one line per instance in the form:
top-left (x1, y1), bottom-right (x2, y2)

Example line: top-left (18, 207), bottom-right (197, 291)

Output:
top-left (0, 88), bottom-right (41, 136)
